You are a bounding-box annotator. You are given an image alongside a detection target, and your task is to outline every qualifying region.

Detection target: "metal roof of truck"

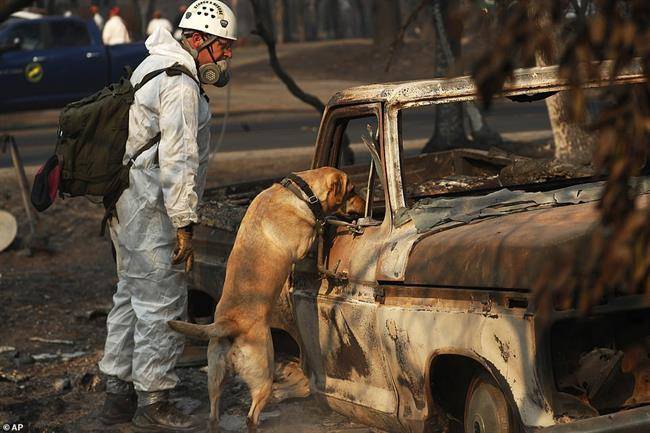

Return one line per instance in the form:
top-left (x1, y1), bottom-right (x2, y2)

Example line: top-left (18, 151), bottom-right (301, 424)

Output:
top-left (327, 59), bottom-right (645, 108)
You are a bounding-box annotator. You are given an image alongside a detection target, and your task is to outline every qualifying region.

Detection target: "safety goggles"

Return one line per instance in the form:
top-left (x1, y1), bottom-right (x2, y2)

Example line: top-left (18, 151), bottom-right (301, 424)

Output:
top-left (215, 38), bottom-right (233, 51)
top-left (204, 37), bottom-right (232, 63)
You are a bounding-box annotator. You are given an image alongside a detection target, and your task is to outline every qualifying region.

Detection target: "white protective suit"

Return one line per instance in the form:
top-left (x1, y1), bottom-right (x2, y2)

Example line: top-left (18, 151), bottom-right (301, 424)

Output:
top-left (98, 27), bottom-right (211, 392)
top-left (93, 12), bottom-right (104, 31)
top-left (102, 15), bottom-right (131, 45)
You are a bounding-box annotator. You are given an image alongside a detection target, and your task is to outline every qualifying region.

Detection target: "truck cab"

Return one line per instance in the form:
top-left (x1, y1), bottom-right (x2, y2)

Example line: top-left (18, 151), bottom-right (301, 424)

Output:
top-left (191, 61), bottom-right (650, 433)
top-left (0, 15), bottom-right (146, 112)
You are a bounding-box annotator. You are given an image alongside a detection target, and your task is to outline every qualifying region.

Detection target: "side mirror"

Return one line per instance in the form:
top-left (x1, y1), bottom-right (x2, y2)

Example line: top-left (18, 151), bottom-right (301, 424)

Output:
top-left (0, 37), bottom-right (21, 53)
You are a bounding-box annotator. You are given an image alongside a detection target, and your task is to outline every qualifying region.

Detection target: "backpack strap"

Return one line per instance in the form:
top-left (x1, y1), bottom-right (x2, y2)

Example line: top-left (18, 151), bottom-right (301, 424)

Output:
top-left (100, 64), bottom-right (204, 236)
top-left (133, 63), bottom-right (202, 93)
top-left (100, 132), bottom-right (161, 236)
top-left (165, 63), bottom-right (209, 101)
top-left (127, 132), bottom-right (161, 168)
top-left (126, 63), bottom-right (202, 167)
top-left (164, 63), bottom-right (201, 88)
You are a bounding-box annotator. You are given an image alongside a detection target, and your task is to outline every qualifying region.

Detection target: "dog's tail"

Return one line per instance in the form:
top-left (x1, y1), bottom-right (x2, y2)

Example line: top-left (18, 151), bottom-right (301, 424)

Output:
top-left (167, 319), bottom-right (234, 340)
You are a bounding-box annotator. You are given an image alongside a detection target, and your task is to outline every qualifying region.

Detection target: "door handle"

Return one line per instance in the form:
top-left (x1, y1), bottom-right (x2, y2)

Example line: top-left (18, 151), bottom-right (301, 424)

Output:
top-left (85, 51), bottom-right (101, 59)
top-left (32, 56), bottom-right (46, 62)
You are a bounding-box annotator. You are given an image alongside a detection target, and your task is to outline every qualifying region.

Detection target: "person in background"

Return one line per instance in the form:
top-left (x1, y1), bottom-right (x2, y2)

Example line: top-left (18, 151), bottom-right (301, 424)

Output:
top-left (90, 5), bottom-right (104, 31)
top-left (146, 10), bottom-right (172, 36)
top-left (102, 6), bottom-right (131, 45)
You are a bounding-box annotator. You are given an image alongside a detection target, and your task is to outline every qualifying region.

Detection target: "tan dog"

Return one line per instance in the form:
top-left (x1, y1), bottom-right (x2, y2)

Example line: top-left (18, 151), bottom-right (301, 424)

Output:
top-left (168, 167), bottom-right (365, 432)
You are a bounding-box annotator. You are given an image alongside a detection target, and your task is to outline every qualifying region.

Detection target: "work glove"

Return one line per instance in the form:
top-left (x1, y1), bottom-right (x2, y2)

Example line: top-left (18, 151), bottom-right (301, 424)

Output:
top-left (172, 225), bottom-right (194, 273)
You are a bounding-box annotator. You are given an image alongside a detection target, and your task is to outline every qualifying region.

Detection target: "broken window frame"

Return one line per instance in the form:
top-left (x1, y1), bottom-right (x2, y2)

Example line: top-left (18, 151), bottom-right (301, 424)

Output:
top-left (313, 102), bottom-right (391, 280)
top-left (319, 102), bottom-right (389, 222)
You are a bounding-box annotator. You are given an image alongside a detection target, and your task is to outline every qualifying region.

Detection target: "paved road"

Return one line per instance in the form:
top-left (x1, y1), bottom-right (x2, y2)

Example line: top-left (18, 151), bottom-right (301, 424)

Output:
top-left (0, 100), bottom-right (551, 169)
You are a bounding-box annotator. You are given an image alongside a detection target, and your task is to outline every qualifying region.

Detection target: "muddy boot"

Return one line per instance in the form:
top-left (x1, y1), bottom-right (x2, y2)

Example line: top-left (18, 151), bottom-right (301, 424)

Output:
top-left (99, 376), bottom-right (137, 425)
top-left (132, 390), bottom-right (200, 433)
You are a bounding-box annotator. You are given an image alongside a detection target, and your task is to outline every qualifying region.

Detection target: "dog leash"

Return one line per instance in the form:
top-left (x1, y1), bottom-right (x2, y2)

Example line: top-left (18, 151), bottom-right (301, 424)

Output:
top-left (279, 173), bottom-right (326, 235)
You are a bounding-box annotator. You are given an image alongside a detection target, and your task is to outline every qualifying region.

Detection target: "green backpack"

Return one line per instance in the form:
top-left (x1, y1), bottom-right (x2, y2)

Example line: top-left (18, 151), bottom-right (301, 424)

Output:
top-left (54, 63), bottom-right (199, 234)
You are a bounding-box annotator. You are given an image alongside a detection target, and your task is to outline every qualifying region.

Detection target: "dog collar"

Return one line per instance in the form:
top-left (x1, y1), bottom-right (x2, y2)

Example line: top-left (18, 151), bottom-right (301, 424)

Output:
top-left (280, 173), bottom-right (326, 234)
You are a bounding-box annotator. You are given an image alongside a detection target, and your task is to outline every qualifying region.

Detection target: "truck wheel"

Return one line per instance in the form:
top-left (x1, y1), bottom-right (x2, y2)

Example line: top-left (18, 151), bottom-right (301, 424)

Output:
top-left (464, 372), bottom-right (515, 433)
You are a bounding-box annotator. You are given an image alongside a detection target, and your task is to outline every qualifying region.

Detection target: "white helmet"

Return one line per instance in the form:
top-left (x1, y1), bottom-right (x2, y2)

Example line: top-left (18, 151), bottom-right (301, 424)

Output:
top-left (178, 0), bottom-right (237, 40)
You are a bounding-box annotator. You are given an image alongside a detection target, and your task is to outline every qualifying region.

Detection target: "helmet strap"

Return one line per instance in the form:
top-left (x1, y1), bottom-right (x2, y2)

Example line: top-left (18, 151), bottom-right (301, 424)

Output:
top-left (180, 33), bottom-right (217, 60)
top-left (197, 35), bottom-right (218, 52)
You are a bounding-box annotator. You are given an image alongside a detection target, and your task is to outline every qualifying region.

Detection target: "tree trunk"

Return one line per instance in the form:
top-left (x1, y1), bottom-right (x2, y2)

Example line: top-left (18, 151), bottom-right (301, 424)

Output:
top-left (144, 0), bottom-right (157, 36)
top-left (351, 0), bottom-right (368, 37)
top-left (534, 11), bottom-right (596, 166)
top-left (45, 0), bottom-right (56, 14)
top-left (541, 71), bottom-right (596, 166)
top-left (373, 0), bottom-right (400, 46)
top-left (322, 0), bottom-right (337, 39)
top-left (418, 3), bottom-right (435, 44)
top-left (294, 0), bottom-right (306, 42)
top-left (304, 0), bottom-right (317, 40)
top-left (422, 0), bottom-right (468, 153)
top-left (273, 0), bottom-right (284, 43)
top-left (128, 0), bottom-right (143, 40)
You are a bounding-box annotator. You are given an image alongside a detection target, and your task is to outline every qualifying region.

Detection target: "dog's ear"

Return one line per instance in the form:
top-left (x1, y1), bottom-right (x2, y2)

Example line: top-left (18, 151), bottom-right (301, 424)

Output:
top-left (326, 171), bottom-right (347, 211)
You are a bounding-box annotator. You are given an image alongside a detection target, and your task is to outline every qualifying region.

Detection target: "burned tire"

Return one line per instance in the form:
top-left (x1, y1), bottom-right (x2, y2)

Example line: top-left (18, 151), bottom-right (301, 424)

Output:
top-left (464, 372), bottom-right (515, 433)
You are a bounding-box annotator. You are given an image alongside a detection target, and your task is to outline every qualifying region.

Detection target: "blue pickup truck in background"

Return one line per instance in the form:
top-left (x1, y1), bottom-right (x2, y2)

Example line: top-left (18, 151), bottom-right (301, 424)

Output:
top-left (0, 15), bottom-right (147, 113)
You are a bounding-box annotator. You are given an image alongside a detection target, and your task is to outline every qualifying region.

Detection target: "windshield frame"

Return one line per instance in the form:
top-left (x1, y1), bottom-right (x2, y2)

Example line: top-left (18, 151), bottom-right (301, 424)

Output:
top-left (387, 68), bottom-right (646, 211)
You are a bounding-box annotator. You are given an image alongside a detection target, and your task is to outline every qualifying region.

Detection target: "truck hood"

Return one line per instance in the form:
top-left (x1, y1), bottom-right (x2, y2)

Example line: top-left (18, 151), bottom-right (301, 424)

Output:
top-left (402, 180), bottom-right (649, 291)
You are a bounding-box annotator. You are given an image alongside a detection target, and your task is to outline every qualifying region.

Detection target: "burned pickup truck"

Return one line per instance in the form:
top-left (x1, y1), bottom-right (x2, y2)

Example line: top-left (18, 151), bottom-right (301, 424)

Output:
top-left (188, 62), bottom-right (649, 433)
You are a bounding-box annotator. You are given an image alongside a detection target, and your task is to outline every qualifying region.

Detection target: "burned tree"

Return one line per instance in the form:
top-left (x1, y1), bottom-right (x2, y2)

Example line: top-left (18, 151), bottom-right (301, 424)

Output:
top-left (387, 0), bottom-right (502, 152)
top-left (248, 0), bottom-right (354, 163)
top-left (373, 0), bottom-right (400, 47)
top-left (422, 0), bottom-right (468, 152)
top-left (534, 2), bottom-right (598, 166)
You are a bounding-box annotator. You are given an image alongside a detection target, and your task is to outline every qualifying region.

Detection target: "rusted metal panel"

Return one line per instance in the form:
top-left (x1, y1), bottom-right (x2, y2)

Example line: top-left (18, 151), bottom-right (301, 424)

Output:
top-left (403, 195), bottom-right (649, 290)
top-left (190, 60), bottom-right (650, 433)
top-left (323, 395), bottom-right (407, 433)
top-left (376, 299), bottom-right (555, 430)
top-left (292, 285), bottom-right (399, 415)
top-left (376, 224), bottom-right (421, 282)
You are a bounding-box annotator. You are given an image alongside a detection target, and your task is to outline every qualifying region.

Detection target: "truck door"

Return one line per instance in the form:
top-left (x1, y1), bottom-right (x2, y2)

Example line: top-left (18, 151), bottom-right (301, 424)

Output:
top-left (294, 103), bottom-right (399, 417)
top-left (43, 19), bottom-right (108, 102)
top-left (0, 20), bottom-right (49, 111)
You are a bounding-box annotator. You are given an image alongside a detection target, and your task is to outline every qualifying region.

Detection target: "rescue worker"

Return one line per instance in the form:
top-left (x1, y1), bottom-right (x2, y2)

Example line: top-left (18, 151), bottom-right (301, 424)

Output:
top-left (90, 5), bottom-right (104, 31)
top-left (97, 1), bottom-right (236, 431)
top-left (102, 6), bottom-right (131, 45)
top-left (147, 10), bottom-right (173, 36)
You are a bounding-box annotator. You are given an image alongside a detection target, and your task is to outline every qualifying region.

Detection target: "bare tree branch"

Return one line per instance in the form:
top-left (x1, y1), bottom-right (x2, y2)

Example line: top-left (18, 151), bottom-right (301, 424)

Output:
top-left (385, 0), bottom-right (429, 72)
top-left (249, 0), bottom-right (325, 113)
top-left (248, 0), bottom-right (355, 164)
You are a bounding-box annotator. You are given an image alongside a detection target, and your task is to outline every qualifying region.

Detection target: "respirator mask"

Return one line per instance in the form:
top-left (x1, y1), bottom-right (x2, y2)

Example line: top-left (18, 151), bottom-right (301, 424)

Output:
top-left (182, 36), bottom-right (231, 87)
top-left (198, 59), bottom-right (230, 87)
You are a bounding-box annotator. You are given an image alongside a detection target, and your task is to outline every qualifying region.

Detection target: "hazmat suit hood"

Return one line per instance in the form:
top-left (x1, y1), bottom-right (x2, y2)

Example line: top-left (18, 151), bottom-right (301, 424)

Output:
top-left (145, 27), bottom-right (198, 77)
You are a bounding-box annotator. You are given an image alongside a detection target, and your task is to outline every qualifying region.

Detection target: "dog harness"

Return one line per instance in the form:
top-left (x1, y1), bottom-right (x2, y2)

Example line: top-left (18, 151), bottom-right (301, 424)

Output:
top-left (280, 173), bottom-right (326, 235)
